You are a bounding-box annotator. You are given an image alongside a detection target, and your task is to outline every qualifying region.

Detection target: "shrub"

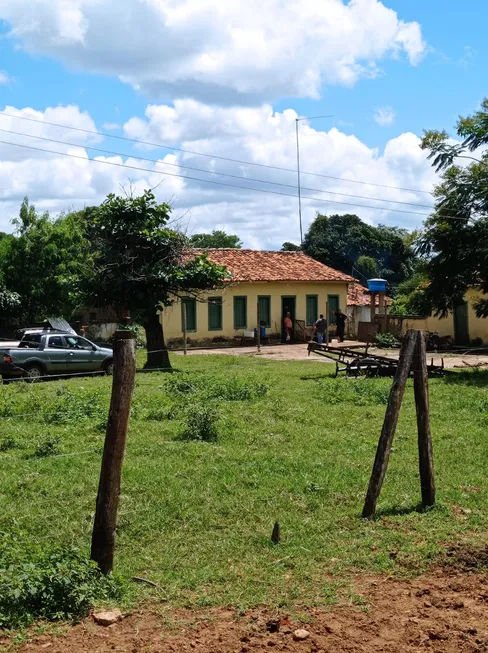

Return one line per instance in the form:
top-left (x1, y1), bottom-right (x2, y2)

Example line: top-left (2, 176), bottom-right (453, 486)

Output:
top-left (206, 376), bottom-right (269, 401)
top-left (34, 435), bottom-right (60, 458)
top-left (0, 535), bottom-right (123, 629)
top-left (43, 388), bottom-right (107, 425)
top-left (374, 332), bottom-right (400, 349)
top-left (131, 393), bottom-right (172, 421)
top-left (0, 397), bottom-right (17, 418)
top-left (317, 378), bottom-right (390, 406)
top-left (350, 382), bottom-right (389, 405)
top-left (165, 375), bottom-right (198, 395)
top-left (180, 403), bottom-right (219, 442)
top-left (165, 373), bottom-right (269, 402)
top-left (0, 435), bottom-right (17, 452)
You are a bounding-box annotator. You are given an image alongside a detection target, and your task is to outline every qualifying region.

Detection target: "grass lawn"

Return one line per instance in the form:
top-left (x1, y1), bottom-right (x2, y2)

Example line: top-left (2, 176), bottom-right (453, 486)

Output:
top-left (1, 354), bottom-right (488, 614)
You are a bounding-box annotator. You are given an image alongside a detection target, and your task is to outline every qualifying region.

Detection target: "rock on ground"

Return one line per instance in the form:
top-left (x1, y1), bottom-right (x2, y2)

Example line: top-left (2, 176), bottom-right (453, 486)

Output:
top-left (92, 609), bottom-right (122, 626)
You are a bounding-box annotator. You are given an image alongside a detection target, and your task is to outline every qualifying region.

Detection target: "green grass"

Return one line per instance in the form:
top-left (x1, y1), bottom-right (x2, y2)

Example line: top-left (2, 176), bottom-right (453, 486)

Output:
top-left (1, 354), bottom-right (488, 614)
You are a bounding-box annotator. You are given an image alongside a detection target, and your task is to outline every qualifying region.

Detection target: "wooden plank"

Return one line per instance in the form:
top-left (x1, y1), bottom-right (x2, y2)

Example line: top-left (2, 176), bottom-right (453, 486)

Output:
top-left (413, 330), bottom-right (435, 506)
top-left (91, 331), bottom-right (136, 574)
top-left (362, 329), bottom-right (417, 519)
top-left (256, 301), bottom-right (261, 353)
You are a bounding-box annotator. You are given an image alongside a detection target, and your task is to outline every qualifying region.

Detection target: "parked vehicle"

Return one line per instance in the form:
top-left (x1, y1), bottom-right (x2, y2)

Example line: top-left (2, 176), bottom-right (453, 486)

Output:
top-left (0, 330), bottom-right (114, 381)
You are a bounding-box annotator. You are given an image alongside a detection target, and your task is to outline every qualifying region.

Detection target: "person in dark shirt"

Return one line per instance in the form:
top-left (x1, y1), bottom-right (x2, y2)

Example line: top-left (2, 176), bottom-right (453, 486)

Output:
top-left (314, 314), bottom-right (327, 344)
top-left (334, 309), bottom-right (350, 343)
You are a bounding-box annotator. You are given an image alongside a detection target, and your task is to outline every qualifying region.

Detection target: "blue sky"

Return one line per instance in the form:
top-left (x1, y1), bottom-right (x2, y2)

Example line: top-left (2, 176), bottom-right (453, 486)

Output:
top-left (0, 0), bottom-right (485, 247)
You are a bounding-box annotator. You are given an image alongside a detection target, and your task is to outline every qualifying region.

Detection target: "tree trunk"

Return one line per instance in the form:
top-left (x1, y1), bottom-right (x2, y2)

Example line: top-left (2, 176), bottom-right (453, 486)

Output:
top-left (143, 310), bottom-right (171, 370)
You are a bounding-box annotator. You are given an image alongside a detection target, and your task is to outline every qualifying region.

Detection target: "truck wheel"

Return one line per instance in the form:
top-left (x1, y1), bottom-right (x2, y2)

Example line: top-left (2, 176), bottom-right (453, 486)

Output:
top-left (104, 360), bottom-right (114, 376)
top-left (25, 364), bottom-right (44, 382)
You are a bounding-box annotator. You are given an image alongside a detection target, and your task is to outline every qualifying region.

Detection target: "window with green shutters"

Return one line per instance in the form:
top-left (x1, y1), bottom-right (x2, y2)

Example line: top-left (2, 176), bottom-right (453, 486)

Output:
top-left (306, 295), bottom-right (318, 326)
top-left (327, 294), bottom-right (340, 325)
top-left (258, 296), bottom-right (271, 327)
top-left (208, 297), bottom-right (223, 331)
top-left (181, 298), bottom-right (197, 332)
top-left (233, 296), bottom-right (247, 329)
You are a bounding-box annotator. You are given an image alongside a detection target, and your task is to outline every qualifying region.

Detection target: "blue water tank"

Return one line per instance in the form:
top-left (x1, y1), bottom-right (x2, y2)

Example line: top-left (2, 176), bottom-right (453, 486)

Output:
top-left (367, 278), bottom-right (387, 293)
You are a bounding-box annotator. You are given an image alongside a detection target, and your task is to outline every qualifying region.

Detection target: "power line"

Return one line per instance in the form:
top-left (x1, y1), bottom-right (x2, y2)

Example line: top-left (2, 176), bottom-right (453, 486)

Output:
top-left (0, 111), bottom-right (434, 196)
top-left (0, 126), bottom-right (445, 213)
top-left (0, 137), bottom-right (468, 221)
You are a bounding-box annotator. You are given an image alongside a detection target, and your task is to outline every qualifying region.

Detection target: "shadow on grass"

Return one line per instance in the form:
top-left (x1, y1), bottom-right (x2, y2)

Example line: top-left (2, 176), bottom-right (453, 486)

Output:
top-left (300, 372), bottom-right (336, 381)
top-left (443, 368), bottom-right (488, 387)
top-left (372, 502), bottom-right (442, 519)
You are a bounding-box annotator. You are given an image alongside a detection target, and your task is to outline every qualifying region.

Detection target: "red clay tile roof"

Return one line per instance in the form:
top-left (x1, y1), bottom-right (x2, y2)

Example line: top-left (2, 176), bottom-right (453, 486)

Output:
top-left (191, 249), bottom-right (355, 283)
top-left (347, 282), bottom-right (392, 306)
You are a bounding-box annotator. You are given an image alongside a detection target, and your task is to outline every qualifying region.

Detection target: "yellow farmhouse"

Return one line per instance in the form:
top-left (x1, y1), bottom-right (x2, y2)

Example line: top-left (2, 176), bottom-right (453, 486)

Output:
top-left (161, 249), bottom-right (355, 346)
top-left (424, 289), bottom-right (488, 344)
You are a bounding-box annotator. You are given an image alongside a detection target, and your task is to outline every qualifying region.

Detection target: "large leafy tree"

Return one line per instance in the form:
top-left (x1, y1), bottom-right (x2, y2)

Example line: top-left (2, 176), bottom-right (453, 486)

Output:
top-left (389, 270), bottom-right (431, 316)
top-left (420, 99), bottom-right (488, 317)
top-left (0, 287), bottom-right (20, 316)
top-left (356, 255), bottom-right (379, 279)
top-left (303, 213), bottom-right (416, 285)
top-left (281, 242), bottom-right (301, 251)
top-left (1, 198), bottom-right (88, 324)
top-left (190, 230), bottom-right (242, 249)
top-left (83, 191), bottom-right (229, 369)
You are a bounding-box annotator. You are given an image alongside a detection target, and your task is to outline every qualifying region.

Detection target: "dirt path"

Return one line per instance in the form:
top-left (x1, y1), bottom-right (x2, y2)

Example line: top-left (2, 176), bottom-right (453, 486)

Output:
top-left (175, 342), bottom-right (488, 370)
top-left (7, 568), bottom-right (488, 652)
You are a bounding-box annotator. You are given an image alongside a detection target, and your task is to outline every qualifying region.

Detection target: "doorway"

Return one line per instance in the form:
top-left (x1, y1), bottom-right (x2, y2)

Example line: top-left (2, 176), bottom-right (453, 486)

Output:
top-left (454, 302), bottom-right (469, 345)
top-left (281, 296), bottom-right (296, 342)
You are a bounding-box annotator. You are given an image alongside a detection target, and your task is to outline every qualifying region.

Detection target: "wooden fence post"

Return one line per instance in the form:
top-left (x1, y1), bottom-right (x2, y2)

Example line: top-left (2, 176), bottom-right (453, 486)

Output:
top-left (413, 330), bottom-right (435, 506)
top-left (325, 301), bottom-right (329, 345)
top-left (91, 330), bottom-right (136, 574)
top-left (362, 329), bottom-right (417, 519)
top-left (183, 302), bottom-right (187, 356)
top-left (370, 292), bottom-right (376, 324)
top-left (256, 301), bottom-right (261, 353)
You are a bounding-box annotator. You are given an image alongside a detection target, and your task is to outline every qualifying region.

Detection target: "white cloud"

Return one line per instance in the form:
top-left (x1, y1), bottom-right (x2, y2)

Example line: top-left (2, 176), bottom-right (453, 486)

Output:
top-left (0, 0), bottom-right (426, 102)
top-left (457, 46), bottom-right (476, 68)
top-left (102, 123), bottom-right (121, 131)
top-left (374, 106), bottom-right (396, 127)
top-left (0, 102), bottom-right (439, 249)
top-left (0, 104), bottom-right (104, 166)
top-left (0, 72), bottom-right (9, 85)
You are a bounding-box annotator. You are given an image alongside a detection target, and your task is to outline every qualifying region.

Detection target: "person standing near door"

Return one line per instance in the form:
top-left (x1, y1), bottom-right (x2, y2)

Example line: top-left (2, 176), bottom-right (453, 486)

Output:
top-left (314, 314), bottom-right (327, 344)
top-left (334, 309), bottom-right (350, 343)
top-left (284, 312), bottom-right (293, 342)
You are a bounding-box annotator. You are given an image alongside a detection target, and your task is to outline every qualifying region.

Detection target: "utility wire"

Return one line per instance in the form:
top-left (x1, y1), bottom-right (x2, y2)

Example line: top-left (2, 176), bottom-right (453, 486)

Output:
top-left (0, 138), bottom-right (471, 221)
top-left (0, 127), bottom-right (446, 213)
top-left (0, 110), bottom-right (434, 195)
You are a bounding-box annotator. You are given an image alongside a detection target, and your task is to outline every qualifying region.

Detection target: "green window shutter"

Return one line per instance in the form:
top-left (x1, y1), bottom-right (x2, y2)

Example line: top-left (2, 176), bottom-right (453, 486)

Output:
top-left (327, 295), bottom-right (339, 325)
top-left (258, 296), bottom-right (271, 327)
top-left (306, 295), bottom-right (318, 326)
top-left (182, 298), bottom-right (197, 331)
top-left (208, 297), bottom-right (223, 331)
top-left (234, 296), bottom-right (247, 329)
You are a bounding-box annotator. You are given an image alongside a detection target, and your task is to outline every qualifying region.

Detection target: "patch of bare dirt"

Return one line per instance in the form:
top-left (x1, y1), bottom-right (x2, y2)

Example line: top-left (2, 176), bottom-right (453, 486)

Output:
top-left (175, 343), bottom-right (488, 369)
top-left (6, 567), bottom-right (488, 652)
